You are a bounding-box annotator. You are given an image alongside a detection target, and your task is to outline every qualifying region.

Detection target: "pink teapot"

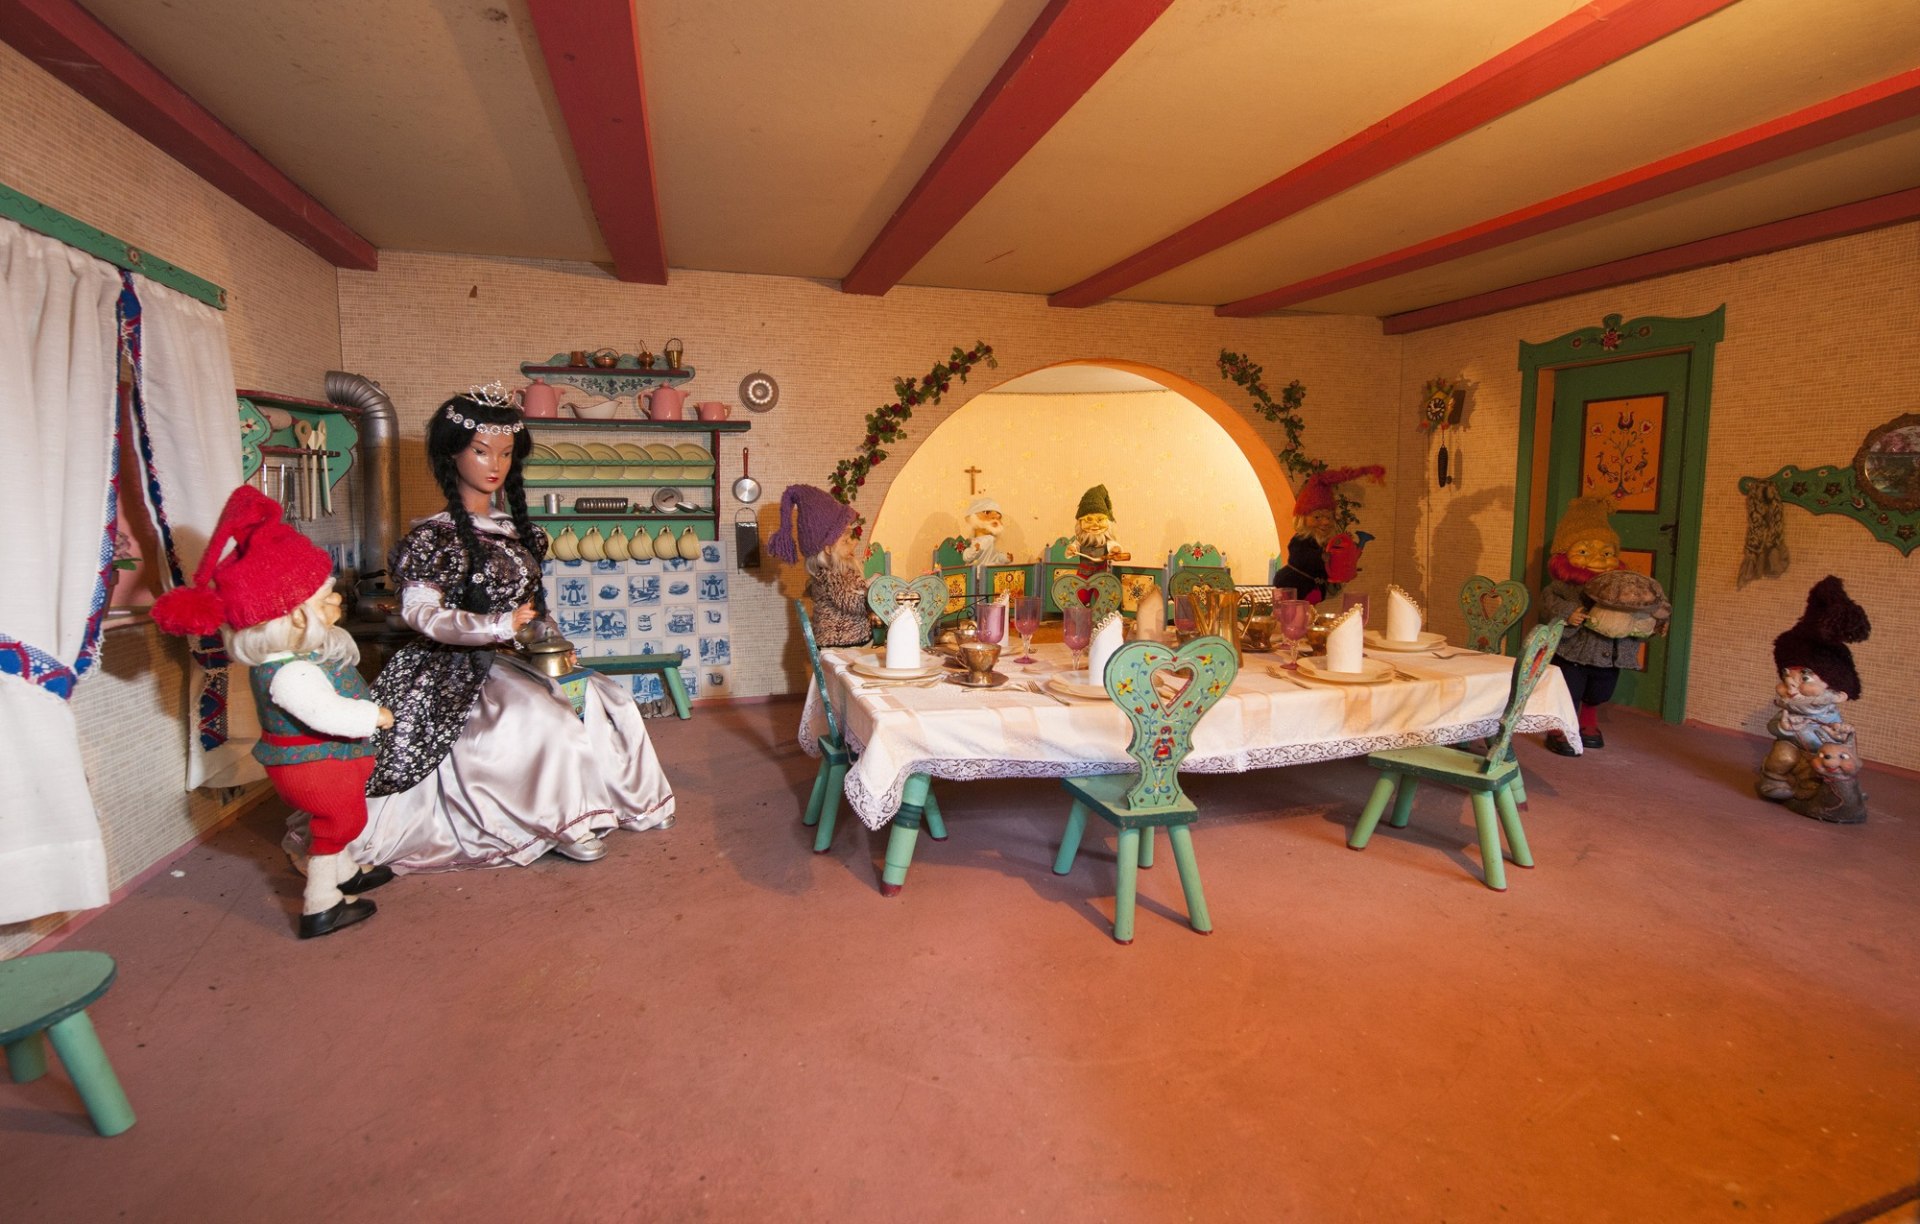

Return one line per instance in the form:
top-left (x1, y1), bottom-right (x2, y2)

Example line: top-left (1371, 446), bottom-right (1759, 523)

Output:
top-left (644, 385), bottom-right (689, 421)
top-left (519, 378), bottom-right (559, 419)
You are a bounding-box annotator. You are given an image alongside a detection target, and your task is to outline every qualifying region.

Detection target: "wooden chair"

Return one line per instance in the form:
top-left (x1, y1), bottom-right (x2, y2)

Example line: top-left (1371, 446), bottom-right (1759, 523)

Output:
top-left (797, 601), bottom-right (945, 856)
top-left (1053, 636), bottom-right (1239, 943)
top-left (1050, 571), bottom-right (1122, 621)
top-left (866, 574), bottom-right (947, 646)
top-left (1168, 542), bottom-right (1232, 599)
top-left (861, 542), bottom-right (891, 579)
top-left (1460, 576), bottom-right (1530, 654)
top-left (1347, 619), bottom-right (1567, 890)
top-left (1, 951), bottom-right (135, 1136)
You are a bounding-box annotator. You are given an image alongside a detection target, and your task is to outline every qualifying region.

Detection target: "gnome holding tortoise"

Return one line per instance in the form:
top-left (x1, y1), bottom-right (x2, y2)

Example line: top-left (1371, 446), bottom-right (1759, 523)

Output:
top-left (1759, 576), bottom-right (1871, 824)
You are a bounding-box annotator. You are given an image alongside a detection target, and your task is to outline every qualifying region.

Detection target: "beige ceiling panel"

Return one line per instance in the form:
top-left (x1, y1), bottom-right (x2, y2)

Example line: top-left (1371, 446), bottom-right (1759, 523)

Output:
top-left (903, 0), bottom-right (1580, 295)
top-left (1126, 0), bottom-right (1920, 306)
top-left (1295, 118), bottom-right (1920, 316)
top-left (80, 0), bottom-right (608, 259)
top-left (640, 0), bottom-right (1052, 278)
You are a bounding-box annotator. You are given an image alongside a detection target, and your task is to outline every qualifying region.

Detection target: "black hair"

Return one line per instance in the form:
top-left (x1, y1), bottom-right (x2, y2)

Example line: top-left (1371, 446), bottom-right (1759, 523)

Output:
top-left (426, 394), bottom-right (547, 616)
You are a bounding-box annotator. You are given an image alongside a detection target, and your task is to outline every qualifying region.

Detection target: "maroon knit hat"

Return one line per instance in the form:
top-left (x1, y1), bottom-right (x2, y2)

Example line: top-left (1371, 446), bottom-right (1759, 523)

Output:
top-left (152, 486), bottom-right (334, 636)
top-left (1772, 575), bottom-right (1871, 700)
top-left (767, 483), bottom-right (856, 563)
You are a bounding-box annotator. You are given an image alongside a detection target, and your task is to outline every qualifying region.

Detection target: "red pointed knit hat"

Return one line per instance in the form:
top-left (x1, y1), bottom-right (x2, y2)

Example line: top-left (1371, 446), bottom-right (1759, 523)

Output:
top-left (151, 485), bottom-right (334, 636)
top-left (1294, 465), bottom-right (1385, 516)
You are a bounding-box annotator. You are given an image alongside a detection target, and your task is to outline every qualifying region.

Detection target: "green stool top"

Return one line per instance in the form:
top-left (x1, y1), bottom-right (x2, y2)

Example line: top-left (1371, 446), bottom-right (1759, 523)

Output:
top-left (0, 951), bottom-right (118, 1044)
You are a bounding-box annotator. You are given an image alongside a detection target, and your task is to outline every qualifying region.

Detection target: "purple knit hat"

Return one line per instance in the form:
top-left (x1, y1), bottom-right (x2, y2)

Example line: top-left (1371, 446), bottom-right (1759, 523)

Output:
top-left (1772, 575), bottom-right (1871, 699)
top-left (768, 483), bottom-right (856, 563)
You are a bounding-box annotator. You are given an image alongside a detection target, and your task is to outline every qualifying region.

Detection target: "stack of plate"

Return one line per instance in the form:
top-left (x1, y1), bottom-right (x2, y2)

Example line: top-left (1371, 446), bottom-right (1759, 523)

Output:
top-left (615, 442), bottom-right (651, 479)
top-left (676, 443), bottom-right (715, 481)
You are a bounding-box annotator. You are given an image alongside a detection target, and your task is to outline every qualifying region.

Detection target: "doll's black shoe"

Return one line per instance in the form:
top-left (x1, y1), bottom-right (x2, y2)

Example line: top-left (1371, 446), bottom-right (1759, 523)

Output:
top-left (1580, 730), bottom-right (1605, 749)
top-left (338, 866), bottom-right (394, 895)
top-left (299, 898), bottom-right (376, 939)
top-left (1543, 731), bottom-right (1580, 757)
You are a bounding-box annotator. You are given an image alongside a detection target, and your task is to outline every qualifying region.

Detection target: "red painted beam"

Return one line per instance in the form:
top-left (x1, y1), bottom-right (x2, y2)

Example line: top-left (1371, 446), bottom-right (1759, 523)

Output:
top-left (0, 0), bottom-right (376, 269)
top-left (1381, 185), bottom-right (1920, 334)
top-left (525, 0), bottom-right (666, 284)
top-left (841, 0), bottom-right (1172, 297)
top-left (1221, 68), bottom-right (1920, 316)
top-left (1048, 0), bottom-right (1740, 309)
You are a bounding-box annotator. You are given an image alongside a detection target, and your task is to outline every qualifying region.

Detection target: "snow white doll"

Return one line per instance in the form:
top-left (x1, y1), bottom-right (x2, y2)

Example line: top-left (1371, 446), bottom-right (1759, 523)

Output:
top-left (353, 384), bottom-right (675, 870)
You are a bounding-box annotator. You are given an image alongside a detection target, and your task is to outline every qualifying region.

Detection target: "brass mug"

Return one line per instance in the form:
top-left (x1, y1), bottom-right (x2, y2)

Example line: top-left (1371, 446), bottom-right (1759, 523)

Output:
top-left (1187, 585), bottom-right (1242, 663)
top-left (568, 349), bottom-right (589, 367)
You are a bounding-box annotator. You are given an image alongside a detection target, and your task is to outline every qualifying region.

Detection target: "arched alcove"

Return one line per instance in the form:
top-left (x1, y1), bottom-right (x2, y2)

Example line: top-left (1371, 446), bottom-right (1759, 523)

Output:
top-left (870, 360), bottom-right (1293, 581)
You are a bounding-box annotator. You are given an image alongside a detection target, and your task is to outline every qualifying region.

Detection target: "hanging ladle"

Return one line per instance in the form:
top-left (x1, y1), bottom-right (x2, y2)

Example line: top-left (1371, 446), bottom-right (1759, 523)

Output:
top-left (732, 447), bottom-right (761, 504)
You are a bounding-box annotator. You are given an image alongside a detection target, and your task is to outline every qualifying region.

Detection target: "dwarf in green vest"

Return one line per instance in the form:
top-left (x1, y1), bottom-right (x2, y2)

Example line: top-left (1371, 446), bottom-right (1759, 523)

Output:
top-left (1066, 484), bottom-right (1130, 572)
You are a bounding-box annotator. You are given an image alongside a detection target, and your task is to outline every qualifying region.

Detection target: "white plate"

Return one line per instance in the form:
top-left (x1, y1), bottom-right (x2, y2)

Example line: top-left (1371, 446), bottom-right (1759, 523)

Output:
top-left (1297, 655), bottom-right (1395, 684)
top-left (847, 655), bottom-right (944, 681)
top-left (1046, 670), bottom-right (1108, 700)
top-left (1364, 629), bottom-right (1446, 652)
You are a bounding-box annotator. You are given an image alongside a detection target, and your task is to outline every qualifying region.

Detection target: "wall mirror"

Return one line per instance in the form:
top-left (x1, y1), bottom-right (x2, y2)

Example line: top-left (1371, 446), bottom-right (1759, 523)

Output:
top-left (1853, 412), bottom-right (1920, 512)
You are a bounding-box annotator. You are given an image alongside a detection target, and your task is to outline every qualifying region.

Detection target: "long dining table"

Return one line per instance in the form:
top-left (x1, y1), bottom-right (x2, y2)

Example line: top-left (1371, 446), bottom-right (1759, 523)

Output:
top-left (799, 637), bottom-right (1580, 894)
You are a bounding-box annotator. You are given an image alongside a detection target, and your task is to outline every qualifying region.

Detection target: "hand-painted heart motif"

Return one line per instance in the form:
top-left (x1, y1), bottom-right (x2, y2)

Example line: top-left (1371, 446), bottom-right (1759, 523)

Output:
top-left (867, 573), bottom-right (949, 645)
top-left (1102, 636), bottom-right (1238, 811)
top-left (1051, 571), bottom-right (1121, 620)
top-left (1459, 576), bottom-right (1529, 652)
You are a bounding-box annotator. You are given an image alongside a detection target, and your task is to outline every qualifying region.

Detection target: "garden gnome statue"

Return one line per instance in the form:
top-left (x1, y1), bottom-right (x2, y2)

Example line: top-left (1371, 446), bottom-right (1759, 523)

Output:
top-left (1273, 466), bottom-right (1384, 603)
top-left (959, 496), bottom-right (1011, 566)
top-left (1759, 575), bottom-right (1870, 822)
top-left (1067, 484), bottom-right (1129, 572)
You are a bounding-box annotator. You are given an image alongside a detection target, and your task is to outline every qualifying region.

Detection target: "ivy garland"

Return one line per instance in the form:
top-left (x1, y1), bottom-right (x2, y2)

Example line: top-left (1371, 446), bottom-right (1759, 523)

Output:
top-left (828, 341), bottom-right (997, 537)
top-left (1218, 349), bottom-right (1364, 531)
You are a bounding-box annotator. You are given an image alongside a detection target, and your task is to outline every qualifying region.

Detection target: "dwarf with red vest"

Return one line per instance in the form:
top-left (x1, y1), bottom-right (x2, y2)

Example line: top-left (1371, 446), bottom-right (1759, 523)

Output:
top-left (153, 486), bottom-right (393, 939)
top-left (1273, 465), bottom-right (1384, 603)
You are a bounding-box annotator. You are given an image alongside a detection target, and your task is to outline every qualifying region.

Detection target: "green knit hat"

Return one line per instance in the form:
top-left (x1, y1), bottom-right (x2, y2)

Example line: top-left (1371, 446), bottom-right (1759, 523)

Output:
top-left (1075, 484), bottom-right (1113, 520)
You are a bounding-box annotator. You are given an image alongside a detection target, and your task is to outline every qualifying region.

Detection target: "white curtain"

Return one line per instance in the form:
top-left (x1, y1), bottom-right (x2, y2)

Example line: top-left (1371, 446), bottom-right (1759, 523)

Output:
top-left (132, 281), bottom-right (258, 789)
top-left (0, 218), bottom-right (120, 923)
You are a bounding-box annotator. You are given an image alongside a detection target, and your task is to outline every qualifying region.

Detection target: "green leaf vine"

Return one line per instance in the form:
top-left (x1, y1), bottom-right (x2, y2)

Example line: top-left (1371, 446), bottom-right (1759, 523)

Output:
top-left (829, 341), bottom-right (997, 538)
top-left (1218, 349), bottom-right (1364, 531)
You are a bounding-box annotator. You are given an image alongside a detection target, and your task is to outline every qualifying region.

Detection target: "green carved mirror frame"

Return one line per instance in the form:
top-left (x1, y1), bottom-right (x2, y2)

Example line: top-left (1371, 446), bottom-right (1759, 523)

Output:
top-left (1854, 412), bottom-right (1920, 513)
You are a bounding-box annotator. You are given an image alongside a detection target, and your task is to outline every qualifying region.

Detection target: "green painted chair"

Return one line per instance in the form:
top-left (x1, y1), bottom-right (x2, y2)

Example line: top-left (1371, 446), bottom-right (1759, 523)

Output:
top-left (581, 653), bottom-right (692, 718)
top-left (861, 542), bottom-right (891, 580)
top-left (1460, 575), bottom-right (1530, 654)
top-left (1053, 635), bottom-right (1239, 944)
top-left (1168, 543), bottom-right (1232, 602)
top-left (1348, 618), bottom-right (1567, 890)
top-left (797, 601), bottom-right (945, 856)
top-left (1050, 571), bottom-right (1122, 621)
top-left (1, 951), bottom-right (135, 1136)
top-left (866, 574), bottom-right (948, 646)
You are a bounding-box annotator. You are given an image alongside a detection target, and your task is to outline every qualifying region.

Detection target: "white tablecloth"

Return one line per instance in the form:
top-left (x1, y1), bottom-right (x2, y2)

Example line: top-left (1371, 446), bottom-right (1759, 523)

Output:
top-left (800, 642), bottom-right (1580, 829)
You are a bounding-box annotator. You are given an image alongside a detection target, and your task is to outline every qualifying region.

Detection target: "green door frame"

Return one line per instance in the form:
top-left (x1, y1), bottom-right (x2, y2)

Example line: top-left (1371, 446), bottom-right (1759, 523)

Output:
top-left (1510, 308), bottom-right (1725, 723)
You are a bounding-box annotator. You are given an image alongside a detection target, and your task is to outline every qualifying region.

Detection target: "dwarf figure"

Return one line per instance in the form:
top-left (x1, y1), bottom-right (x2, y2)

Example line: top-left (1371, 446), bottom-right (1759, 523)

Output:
top-left (959, 496), bottom-right (1011, 566)
top-left (769, 483), bottom-right (872, 649)
top-left (1536, 496), bottom-right (1671, 756)
top-left (1758, 576), bottom-right (1870, 813)
top-left (1785, 736), bottom-right (1869, 824)
top-left (153, 486), bottom-right (393, 939)
top-left (1066, 484), bottom-right (1129, 571)
top-left (1274, 465), bottom-right (1384, 603)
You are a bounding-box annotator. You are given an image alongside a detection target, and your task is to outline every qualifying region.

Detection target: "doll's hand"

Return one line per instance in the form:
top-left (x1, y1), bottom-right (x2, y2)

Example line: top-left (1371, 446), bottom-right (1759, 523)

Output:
top-left (1567, 608), bottom-right (1587, 627)
top-left (510, 603), bottom-right (537, 632)
top-left (1655, 619), bottom-right (1671, 638)
top-left (375, 706), bottom-right (394, 730)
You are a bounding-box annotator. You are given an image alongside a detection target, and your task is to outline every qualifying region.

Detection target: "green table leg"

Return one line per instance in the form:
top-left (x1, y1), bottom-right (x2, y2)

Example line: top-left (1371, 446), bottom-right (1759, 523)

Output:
top-left (7, 1031), bottom-right (48, 1083)
top-left (45, 1012), bottom-right (135, 1137)
top-left (879, 774), bottom-right (933, 897)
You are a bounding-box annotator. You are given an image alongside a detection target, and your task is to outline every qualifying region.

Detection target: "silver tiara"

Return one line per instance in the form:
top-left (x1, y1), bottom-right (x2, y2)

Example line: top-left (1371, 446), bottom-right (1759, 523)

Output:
top-left (444, 389), bottom-right (524, 435)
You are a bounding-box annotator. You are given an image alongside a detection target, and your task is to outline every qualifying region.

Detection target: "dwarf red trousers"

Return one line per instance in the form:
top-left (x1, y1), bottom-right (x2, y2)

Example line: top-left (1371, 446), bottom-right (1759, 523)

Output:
top-left (263, 753), bottom-right (376, 857)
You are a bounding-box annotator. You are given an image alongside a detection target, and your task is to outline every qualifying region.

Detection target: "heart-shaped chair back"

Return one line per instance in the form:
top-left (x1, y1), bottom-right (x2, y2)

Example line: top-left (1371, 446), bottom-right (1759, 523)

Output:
top-left (1051, 571), bottom-right (1122, 621)
top-left (1482, 618), bottom-right (1567, 769)
top-left (1102, 636), bottom-right (1239, 811)
top-left (867, 573), bottom-right (949, 645)
top-left (1459, 575), bottom-right (1530, 653)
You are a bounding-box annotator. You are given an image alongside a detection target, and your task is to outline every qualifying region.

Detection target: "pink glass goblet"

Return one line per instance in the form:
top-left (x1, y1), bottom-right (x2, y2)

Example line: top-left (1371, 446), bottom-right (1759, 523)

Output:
top-left (1062, 603), bottom-right (1093, 672)
top-left (975, 601), bottom-right (1006, 647)
top-left (1012, 595), bottom-right (1041, 664)
top-left (1276, 598), bottom-right (1313, 670)
top-left (1172, 596), bottom-right (1196, 640)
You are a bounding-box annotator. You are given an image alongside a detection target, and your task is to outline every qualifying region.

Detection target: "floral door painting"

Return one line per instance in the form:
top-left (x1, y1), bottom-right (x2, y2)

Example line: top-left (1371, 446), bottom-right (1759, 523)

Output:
top-left (1544, 352), bottom-right (1695, 716)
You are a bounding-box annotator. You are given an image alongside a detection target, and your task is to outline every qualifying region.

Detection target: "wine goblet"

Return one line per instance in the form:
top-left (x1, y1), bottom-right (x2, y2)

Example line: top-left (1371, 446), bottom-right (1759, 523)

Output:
top-left (1012, 595), bottom-right (1041, 664)
top-left (975, 600), bottom-right (1006, 647)
top-left (1276, 598), bottom-right (1313, 670)
top-left (1062, 604), bottom-right (1092, 673)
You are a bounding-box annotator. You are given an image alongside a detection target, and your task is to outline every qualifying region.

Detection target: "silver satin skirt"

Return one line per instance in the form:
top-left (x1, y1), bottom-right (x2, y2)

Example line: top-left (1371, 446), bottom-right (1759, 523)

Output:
top-left (351, 653), bottom-right (675, 872)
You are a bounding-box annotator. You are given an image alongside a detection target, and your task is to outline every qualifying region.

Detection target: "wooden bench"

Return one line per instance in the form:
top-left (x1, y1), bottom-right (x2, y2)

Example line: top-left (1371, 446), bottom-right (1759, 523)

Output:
top-left (581, 653), bottom-right (692, 719)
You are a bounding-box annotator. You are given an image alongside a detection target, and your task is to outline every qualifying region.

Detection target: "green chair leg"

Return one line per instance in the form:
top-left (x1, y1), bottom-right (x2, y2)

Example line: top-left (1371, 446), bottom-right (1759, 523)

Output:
top-left (1054, 801), bottom-right (1089, 875)
top-left (1495, 782), bottom-right (1533, 868)
top-left (1167, 824), bottom-right (1211, 934)
top-left (812, 762), bottom-right (848, 853)
top-left (661, 667), bottom-right (691, 719)
top-left (803, 759), bottom-right (832, 827)
top-left (922, 789), bottom-right (947, 841)
top-left (44, 1012), bottom-right (135, 1137)
top-left (1138, 824), bottom-right (1155, 869)
top-left (1509, 770), bottom-right (1528, 809)
top-left (1113, 828), bottom-right (1142, 944)
top-left (7, 1031), bottom-right (48, 1082)
top-left (1389, 776), bottom-right (1419, 828)
top-left (1469, 791), bottom-right (1507, 891)
top-left (1351, 773), bottom-right (1399, 848)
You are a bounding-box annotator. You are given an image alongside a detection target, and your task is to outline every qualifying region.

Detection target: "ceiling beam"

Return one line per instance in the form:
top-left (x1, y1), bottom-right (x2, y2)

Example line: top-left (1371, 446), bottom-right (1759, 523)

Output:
top-left (840, 0), bottom-right (1173, 297)
top-left (1047, 0), bottom-right (1740, 309)
top-left (1381, 185), bottom-right (1920, 334)
top-left (525, 0), bottom-right (666, 284)
top-left (1220, 68), bottom-right (1920, 317)
top-left (0, 0), bottom-right (376, 269)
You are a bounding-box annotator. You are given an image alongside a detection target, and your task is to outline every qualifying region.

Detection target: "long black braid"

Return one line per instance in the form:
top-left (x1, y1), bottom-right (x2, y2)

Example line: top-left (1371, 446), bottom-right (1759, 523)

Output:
top-left (426, 393), bottom-right (548, 616)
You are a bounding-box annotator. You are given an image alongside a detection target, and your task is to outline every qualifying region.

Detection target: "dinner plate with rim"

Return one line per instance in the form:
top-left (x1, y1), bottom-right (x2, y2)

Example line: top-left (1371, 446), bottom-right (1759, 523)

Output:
top-left (1363, 629), bottom-right (1447, 652)
top-left (1297, 655), bottom-right (1395, 684)
top-left (528, 442), bottom-right (560, 463)
top-left (1045, 671), bottom-right (1110, 701)
top-left (550, 441), bottom-right (593, 467)
top-left (614, 441), bottom-right (651, 479)
top-left (584, 442), bottom-right (625, 480)
top-left (847, 655), bottom-right (944, 681)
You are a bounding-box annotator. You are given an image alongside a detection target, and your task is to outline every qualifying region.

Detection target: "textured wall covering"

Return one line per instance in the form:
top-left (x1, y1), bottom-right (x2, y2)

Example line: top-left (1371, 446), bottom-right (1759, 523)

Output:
top-left (337, 252), bottom-right (1404, 701)
top-left (1392, 221), bottom-right (1920, 771)
top-left (0, 48), bottom-right (344, 956)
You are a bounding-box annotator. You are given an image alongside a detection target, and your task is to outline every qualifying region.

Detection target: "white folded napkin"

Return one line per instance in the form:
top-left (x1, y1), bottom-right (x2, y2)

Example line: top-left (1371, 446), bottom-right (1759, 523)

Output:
top-left (1087, 612), bottom-right (1125, 683)
top-left (1386, 584), bottom-right (1424, 642)
top-left (1324, 605), bottom-right (1365, 672)
top-left (885, 606), bottom-right (923, 670)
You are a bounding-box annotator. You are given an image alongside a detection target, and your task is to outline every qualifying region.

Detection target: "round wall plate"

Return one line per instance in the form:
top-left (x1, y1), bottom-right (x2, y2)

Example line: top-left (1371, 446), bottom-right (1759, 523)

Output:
top-left (740, 371), bottom-right (779, 412)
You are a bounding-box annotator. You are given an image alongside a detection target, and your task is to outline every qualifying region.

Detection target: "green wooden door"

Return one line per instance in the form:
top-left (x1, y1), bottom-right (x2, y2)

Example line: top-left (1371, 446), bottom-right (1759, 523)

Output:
top-left (1545, 353), bottom-right (1693, 716)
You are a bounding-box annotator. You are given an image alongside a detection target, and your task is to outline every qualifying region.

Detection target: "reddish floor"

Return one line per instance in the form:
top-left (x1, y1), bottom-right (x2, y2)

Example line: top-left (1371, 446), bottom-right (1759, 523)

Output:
top-left (4, 702), bottom-right (1917, 1223)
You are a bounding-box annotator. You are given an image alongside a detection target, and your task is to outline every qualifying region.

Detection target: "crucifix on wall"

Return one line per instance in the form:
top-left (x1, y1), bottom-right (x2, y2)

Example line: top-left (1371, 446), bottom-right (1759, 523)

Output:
top-left (964, 465), bottom-right (983, 495)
